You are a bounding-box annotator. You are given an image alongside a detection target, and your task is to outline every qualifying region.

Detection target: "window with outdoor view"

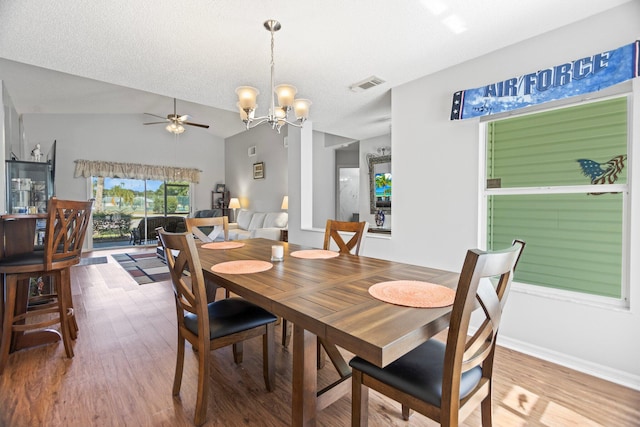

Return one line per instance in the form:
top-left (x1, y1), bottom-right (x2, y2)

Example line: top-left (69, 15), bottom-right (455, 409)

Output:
top-left (484, 96), bottom-right (628, 301)
top-left (92, 177), bottom-right (190, 247)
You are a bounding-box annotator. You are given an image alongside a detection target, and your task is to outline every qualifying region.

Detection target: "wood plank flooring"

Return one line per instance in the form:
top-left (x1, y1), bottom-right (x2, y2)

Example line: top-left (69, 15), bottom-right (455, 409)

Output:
top-left (1, 248), bottom-right (639, 426)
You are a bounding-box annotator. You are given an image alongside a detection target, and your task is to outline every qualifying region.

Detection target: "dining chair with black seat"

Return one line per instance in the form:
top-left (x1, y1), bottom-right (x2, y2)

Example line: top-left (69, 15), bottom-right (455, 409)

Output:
top-left (184, 216), bottom-right (230, 301)
top-left (158, 229), bottom-right (277, 426)
top-left (350, 240), bottom-right (525, 427)
top-left (0, 197), bottom-right (93, 375)
top-left (185, 216), bottom-right (229, 243)
top-left (323, 219), bottom-right (369, 255)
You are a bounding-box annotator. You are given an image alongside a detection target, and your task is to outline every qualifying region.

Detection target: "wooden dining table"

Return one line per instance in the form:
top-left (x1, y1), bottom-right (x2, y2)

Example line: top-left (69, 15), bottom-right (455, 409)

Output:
top-left (197, 238), bottom-right (460, 427)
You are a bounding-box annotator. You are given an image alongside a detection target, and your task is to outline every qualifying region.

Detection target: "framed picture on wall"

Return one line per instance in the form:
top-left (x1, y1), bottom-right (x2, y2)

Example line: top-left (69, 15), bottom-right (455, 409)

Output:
top-left (253, 162), bottom-right (265, 179)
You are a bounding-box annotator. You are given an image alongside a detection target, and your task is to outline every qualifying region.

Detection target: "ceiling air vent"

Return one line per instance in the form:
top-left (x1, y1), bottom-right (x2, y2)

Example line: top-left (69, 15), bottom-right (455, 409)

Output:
top-left (350, 76), bottom-right (386, 92)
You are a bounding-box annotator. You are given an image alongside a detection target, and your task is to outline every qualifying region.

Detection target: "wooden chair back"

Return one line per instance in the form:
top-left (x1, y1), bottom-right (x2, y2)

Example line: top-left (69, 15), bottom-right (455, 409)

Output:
top-left (440, 239), bottom-right (525, 422)
top-left (44, 197), bottom-right (93, 270)
top-left (323, 220), bottom-right (369, 255)
top-left (184, 216), bottom-right (229, 243)
top-left (157, 230), bottom-right (208, 335)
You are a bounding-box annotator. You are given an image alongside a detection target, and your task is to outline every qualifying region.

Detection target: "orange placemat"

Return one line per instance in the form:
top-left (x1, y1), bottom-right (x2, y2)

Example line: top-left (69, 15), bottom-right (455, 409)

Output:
top-left (211, 260), bottom-right (273, 274)
top-left (290, 249), bottom-right (340, 259)
top-left (368, 280), bottom-right (456, 308)
top-left (202, 241), bottom-right (245, 250)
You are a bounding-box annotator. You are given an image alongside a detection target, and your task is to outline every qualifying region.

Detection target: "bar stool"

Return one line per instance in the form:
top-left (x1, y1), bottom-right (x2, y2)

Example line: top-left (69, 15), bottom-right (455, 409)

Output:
top-left (0, 197), bottom-right (93, 374)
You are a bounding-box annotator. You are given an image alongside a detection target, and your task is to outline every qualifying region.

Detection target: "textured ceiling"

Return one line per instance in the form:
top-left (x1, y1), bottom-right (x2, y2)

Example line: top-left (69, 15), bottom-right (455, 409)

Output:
top-left (0, 0), bottom-right (632, 140)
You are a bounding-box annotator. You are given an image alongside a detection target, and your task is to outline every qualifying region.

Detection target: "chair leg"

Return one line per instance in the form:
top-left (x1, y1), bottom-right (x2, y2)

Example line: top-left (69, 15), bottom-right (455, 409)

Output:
top-left (263, 323), bottom-right (275, 391)
top-left (0, 275), bottom-right (18, 375)
top-left (56, 270), bottom-right (74, 358)
top-left (193, 339), bottom-right (210, 426)
top-left (62, 267), bottom-right (79, 340)
top-left (401, 404), bottom-right (411, 420)
top-left (232, 342), bottom-right (244, 364)
top-left (351, 369), bottom-right (369, 427)
top-left (481, 386), bottom-right (493, 426)
top-left (281, 319), bottom-right (291, 347)
top-left (173, 334), bottom-right (186, 396)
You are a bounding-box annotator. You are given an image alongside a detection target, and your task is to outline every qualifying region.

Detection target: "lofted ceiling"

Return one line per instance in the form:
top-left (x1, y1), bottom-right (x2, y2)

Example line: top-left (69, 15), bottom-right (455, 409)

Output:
top-left (0, 0), bottom-right (632, 140)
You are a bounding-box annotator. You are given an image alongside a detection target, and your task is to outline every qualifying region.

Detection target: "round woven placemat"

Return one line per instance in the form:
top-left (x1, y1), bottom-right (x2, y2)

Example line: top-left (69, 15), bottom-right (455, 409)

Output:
top-left (202, 241), bottom-right (245, 250)
top-left (290, 249), bottom-right (340, 259)
top-left (368, 280), bottom-right (455, 308)
top-left (211, 260), bottom-right (273, 274)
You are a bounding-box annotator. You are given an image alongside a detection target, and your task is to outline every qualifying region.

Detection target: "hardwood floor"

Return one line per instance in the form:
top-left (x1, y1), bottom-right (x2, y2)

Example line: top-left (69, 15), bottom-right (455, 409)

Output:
top-left (1, 248), bottom-right (639, 426)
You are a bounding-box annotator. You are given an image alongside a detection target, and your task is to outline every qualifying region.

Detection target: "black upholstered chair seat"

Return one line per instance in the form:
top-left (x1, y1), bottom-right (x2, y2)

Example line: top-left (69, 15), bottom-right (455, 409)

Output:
top-left (184, 297), bottom-right (277, 339)
top-left (0, 248), bottom-right (76, 269)
top-left (0, 251), bottom-right (46, 268)
top-left (350, 339), bottom-right (482, 407)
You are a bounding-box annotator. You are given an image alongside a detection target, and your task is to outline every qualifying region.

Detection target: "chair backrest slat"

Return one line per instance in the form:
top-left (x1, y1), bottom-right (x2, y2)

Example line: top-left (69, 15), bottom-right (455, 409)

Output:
top-left (323, 220), bottom-right (369, 255)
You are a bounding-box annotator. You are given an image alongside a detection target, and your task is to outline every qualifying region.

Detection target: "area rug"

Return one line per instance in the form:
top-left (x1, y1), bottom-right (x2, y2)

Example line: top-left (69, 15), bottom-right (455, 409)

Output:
top-left (112, 252), bottom-right (170, 285)
top-left (78, 256), bottom-right (108, 266)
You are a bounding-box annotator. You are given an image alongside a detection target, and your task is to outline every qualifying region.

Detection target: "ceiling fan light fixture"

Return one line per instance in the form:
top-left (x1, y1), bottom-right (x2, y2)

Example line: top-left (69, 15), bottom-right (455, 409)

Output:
top-left (143, 98), bottom-right (210, 134)
top-left (235, 20), bottom-right (311, 133)
top-left (166, 122), bottom-right (185, 134)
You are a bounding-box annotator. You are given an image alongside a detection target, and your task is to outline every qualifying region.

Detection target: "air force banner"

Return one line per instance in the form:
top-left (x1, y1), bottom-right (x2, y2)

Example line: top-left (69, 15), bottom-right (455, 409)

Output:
top-left (450, 41), bottom-right (640, 120)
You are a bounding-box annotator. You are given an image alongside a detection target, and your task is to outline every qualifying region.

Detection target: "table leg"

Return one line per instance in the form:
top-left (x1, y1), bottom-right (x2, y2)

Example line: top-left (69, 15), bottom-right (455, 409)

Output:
top-left (292, 324), bottom-right (317, 427)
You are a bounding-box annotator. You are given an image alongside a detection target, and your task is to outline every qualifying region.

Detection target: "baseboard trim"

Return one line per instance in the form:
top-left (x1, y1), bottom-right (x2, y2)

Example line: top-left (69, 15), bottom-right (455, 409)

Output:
top-left (497, 335), bottom-right (640, 391)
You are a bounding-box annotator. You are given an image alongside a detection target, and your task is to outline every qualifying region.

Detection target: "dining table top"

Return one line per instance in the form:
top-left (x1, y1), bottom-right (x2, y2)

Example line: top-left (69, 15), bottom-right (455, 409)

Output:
top-left (197, 238), bottom-right (460, 368)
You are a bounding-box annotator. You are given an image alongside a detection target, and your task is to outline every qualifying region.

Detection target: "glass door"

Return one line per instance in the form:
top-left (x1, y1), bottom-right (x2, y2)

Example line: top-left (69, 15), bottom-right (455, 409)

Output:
top-left (91, 177), bottom-right (190, 249)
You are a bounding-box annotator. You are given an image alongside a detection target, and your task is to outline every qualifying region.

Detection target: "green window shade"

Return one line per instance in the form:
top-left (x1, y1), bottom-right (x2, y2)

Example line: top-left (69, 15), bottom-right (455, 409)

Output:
top-left (486, 97), bottom-right (628, 299)
top-left (487, 97), bottom-right (627, 188)
top-left (488, 193), bottom-right (623, 298)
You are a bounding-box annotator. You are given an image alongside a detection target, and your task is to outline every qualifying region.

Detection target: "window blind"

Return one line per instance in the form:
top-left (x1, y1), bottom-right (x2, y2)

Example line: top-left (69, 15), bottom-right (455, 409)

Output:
top-left (486, 97), bottom-right (627, 299)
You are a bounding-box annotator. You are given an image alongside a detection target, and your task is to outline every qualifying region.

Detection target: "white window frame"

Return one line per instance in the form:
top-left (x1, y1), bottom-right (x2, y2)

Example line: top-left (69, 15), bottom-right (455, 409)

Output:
top-left (477, 94), bottom-right (632, 310)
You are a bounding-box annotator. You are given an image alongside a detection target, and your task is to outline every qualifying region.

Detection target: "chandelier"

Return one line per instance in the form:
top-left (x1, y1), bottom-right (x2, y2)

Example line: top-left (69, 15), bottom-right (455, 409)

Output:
top-left (236, 20), bottom-right (311, 133)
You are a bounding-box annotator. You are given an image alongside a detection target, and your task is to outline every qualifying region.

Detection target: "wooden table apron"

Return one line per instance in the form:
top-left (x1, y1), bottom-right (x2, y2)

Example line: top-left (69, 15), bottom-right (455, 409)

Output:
top-left (197, 238), bottom-right (459, 427)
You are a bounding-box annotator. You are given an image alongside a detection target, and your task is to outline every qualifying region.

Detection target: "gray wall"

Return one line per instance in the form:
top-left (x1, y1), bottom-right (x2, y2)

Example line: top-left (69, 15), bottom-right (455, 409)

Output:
top-left (224, 124), bottom-right (288, 213)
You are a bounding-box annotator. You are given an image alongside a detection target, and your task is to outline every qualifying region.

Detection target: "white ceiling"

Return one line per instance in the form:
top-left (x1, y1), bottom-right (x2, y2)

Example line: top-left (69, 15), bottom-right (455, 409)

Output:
top-left (0, 0), bottom-right (632, 140)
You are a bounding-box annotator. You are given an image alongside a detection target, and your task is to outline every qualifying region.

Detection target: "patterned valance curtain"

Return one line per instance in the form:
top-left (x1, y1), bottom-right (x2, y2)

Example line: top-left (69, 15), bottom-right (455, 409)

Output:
top-left (74, 159), bottom-right (201, 183)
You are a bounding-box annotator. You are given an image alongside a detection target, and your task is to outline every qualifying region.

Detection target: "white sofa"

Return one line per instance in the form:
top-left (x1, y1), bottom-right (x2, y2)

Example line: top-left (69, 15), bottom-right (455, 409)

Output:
top-left (228, 210), bottom-right (288, 241)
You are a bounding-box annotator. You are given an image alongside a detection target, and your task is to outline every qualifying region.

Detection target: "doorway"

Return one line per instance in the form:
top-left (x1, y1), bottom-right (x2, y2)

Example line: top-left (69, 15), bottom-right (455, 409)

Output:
top-left (337, 167), bottom-right (359, 222)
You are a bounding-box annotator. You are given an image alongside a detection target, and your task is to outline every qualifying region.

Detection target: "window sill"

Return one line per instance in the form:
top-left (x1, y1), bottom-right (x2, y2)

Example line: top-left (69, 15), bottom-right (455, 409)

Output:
top-left (512, 281), bottom-right (629, 312)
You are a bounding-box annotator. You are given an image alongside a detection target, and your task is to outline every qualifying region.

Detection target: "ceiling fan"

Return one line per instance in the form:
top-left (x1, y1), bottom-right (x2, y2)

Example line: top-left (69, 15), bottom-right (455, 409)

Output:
top-left (143, 98), bottom-right (210, 134)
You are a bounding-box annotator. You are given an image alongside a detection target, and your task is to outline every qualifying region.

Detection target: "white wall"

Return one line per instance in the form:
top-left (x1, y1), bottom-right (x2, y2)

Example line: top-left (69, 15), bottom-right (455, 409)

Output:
top-left (19, 112), bottom-right (225, 213)
top-left (291, 2), bottom-right (640, 388)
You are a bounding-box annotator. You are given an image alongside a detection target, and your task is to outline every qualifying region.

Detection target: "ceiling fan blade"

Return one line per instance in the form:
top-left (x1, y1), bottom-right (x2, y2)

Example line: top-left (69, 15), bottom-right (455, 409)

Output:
top-left (143, 122), bottom-right (168, 125)
top-left (184, 122), bottom-right (210, 129)
top-left (144, 113), bottom-right (168, 120)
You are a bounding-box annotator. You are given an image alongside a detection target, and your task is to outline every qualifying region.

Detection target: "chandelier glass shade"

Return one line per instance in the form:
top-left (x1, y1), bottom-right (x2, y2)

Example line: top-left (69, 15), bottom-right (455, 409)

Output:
top-left (236, 20), bottom-right (311, 133)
